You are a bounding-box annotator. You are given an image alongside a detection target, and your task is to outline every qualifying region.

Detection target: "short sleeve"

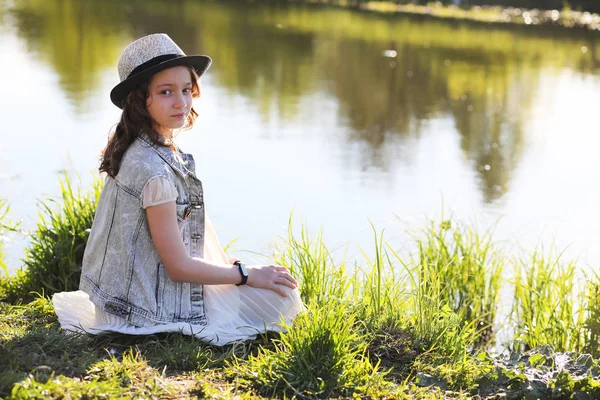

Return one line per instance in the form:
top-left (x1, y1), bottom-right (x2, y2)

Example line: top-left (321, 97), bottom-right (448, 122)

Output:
top-left (141, 176), bottom-right (178, 209)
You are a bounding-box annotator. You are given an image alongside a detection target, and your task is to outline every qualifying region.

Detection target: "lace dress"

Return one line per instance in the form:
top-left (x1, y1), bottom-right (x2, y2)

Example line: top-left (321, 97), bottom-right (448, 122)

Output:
top-left (52, 176), bottom-right (304, 346)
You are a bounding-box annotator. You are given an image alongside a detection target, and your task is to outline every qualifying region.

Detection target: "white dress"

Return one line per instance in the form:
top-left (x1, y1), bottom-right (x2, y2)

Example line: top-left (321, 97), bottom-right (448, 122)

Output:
top-left (52, 176), bottom-right (304, 346)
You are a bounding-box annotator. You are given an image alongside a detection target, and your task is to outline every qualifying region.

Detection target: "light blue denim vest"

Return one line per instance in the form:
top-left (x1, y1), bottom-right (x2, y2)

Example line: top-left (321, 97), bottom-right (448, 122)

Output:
top-left (79, 133), bottom-right (207, 327)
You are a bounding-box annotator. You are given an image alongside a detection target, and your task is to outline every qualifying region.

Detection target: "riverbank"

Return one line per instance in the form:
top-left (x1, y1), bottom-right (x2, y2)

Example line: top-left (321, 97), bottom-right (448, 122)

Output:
top-left (3, 178), bottom-right (600, 398)
top-left (5, 297), bottom-right (600, 399)
top-left (301, 0), bottom-right (600, 31)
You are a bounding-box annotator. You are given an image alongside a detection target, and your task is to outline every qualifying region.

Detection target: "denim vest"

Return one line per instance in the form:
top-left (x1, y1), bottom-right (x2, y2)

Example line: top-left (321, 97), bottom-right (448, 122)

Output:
top-left (79, 133), bottom-right (207, 327)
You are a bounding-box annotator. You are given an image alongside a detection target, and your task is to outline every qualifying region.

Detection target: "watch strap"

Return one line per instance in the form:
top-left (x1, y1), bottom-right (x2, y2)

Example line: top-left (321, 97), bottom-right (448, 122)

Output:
top-left (234, 260), bottom-right (248, 286)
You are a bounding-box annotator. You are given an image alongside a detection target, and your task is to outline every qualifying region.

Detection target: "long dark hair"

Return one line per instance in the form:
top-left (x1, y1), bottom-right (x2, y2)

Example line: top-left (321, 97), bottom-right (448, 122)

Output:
top-left (100, 67), bottom-right (201, 178)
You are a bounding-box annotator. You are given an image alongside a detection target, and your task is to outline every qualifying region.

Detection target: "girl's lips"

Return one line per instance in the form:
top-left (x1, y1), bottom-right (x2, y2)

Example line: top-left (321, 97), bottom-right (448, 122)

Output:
top-left (171, 113), bottom-right (185, 118)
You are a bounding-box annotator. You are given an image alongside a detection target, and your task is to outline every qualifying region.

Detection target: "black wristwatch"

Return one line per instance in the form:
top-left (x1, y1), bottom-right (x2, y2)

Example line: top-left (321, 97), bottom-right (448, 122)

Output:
top-left (234, 260), bottom-right (248, 286)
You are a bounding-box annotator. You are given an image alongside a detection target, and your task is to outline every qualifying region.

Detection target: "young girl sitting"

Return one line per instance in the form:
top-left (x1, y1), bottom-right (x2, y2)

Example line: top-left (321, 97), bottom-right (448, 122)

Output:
top-left (52, 33), bottom-right (304, 345)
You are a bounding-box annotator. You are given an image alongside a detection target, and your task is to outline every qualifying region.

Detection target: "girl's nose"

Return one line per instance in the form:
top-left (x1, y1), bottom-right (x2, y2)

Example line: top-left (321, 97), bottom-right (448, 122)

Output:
top-left (174, 93), bottom-right (187, 109)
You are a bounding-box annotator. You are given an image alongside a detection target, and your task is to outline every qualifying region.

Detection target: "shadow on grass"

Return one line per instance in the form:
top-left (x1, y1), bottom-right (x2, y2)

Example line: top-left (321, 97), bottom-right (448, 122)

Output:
top-left (0, 298), bottom-right (281, 397)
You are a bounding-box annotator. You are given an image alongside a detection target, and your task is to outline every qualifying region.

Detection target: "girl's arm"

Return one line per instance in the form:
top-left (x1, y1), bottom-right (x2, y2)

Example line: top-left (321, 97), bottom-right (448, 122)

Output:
top-left (146, 201), bottom-right (296, 297)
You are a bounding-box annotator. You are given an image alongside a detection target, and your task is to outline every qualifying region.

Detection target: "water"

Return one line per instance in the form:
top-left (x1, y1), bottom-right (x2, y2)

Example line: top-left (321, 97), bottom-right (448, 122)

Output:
top-left (1, 0), bottom-right (600, 274)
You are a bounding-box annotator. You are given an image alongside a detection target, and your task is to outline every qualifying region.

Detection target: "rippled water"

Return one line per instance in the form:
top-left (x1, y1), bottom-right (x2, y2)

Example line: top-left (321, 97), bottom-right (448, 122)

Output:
top-left (1, 0), bottom-right (600, 274)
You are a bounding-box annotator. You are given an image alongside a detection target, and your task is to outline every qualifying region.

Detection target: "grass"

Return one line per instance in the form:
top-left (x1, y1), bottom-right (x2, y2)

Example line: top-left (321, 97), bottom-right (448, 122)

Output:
top-left (10, 348), bottom-right (200, 399)
top-left (0, 175), bottom-right (102, 303)
top-left (511, 249), bottom-right (584, 353)
top-left (274, 216), bottom-right (350, 306)
top-left (582, 272), bottom-right (600, 357)
top-left (414, 220), bottom-right (504, 348)
top-left (5, 178), bottom-right (600, 398)
top-left (0, 199), bottom-right (20, 278)
top-left (230, 300), bottom-right (391, 398)
top-left (0, 201), bottom-right (8, 278)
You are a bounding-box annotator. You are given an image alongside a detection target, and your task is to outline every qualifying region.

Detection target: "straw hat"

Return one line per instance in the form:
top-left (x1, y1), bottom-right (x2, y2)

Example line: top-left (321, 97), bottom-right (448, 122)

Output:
top-left (110, 33), bottom-right (212, 109)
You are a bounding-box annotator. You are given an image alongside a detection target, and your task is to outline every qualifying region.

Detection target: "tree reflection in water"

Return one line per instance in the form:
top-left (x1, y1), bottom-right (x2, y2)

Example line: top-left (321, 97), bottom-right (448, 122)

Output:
top-left (5, 0), bottom-right (599, 202)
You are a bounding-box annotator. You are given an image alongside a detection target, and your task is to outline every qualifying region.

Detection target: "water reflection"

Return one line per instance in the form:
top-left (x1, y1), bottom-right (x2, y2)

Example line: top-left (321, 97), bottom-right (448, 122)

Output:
top-left (8, 1), bottom-right (130, 113)
top-left (449, 60), bottom-right (535, 202)
top-left (4, 0), bottom-right (600, 202)
top-left (0, 0), bottom-right (7, 24)
top-left (580, 32), bottom-right (600, 72)
top-left (191, 1), bottom-right (316, 124)
top-left (316, 35), bottom-right (535, 200)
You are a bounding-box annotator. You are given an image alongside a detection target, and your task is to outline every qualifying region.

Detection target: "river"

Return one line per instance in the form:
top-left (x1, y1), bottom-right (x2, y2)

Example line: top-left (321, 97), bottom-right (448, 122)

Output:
top-left (1, 0), bottom-right (600, 275)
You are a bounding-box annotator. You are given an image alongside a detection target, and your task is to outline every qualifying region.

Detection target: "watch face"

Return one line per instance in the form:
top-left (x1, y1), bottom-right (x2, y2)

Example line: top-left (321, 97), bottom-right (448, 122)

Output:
top-left (239, 262), bottom-right (248, 277)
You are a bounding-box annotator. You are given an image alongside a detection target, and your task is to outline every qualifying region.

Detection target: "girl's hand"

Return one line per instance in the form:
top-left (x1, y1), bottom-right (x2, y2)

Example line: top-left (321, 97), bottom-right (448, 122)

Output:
top-left (246, 265), bottom-right (298, 297)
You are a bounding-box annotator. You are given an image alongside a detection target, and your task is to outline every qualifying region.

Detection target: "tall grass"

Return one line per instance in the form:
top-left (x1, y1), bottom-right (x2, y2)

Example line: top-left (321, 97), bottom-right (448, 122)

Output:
top-left (582, 272), bottom-right (600, 357)
top-left (511, 249), bottom-right (584, 352)
top-left (274, 217), bottom-right (485, 356)
top-left (268, 217), bottom-right (484, 395)
top-left (354, 223), bottom-right (410, 328)
top-left (1, 175), bottom-right (102, 303)
top-left (413, 220), bottom-right (504, 347)
top-left (273, 215), bottom-right (350, 306)
top-left (409, 258), bottom-right (477, 359)
top-left (508, 250), bottom-right (600, 357)
top-left (275, 217), bottom-right (499, 356)
top-left (0, 200), bottom-right (10, 277)
top-left (0, 200), bottom-right (20, 278)
top-left (240, 220), bottom-right (403, 397)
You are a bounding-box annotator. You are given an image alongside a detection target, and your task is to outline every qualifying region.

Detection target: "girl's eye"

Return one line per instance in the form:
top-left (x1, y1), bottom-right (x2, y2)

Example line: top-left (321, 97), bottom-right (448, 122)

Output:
top-left (183, 88), bottom-right (192, 93)
top-left (160, 89), bottom-right (171, 95)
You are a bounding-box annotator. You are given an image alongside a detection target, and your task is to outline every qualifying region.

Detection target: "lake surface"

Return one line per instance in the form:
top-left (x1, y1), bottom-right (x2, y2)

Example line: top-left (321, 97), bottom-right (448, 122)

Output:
top-left (1, 0), bottom-right (600, 274)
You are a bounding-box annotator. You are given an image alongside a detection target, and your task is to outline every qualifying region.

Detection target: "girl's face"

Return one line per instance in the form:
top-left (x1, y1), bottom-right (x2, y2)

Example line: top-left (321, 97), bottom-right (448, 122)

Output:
top-left (146, 66), bottom-right (195, 138)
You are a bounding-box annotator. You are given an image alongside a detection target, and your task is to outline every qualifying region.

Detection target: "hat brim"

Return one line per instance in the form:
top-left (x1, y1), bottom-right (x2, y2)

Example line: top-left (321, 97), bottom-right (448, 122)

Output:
top-left (110, 55), bottom-right (212, 109)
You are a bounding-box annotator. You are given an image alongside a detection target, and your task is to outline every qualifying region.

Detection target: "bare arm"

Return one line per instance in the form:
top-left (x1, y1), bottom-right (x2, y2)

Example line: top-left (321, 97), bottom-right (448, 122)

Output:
top-left (146, 201), bottom-right (297, 296)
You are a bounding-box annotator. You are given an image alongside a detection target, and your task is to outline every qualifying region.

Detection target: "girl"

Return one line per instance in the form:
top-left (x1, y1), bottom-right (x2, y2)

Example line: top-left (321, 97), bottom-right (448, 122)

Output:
top-left (52, 33), bottom-right (304, 345)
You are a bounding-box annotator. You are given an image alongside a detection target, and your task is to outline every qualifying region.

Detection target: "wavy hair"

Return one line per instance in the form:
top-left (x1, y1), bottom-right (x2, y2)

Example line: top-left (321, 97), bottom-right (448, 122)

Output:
top-left (99, 67), bottom-right (201, 178)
